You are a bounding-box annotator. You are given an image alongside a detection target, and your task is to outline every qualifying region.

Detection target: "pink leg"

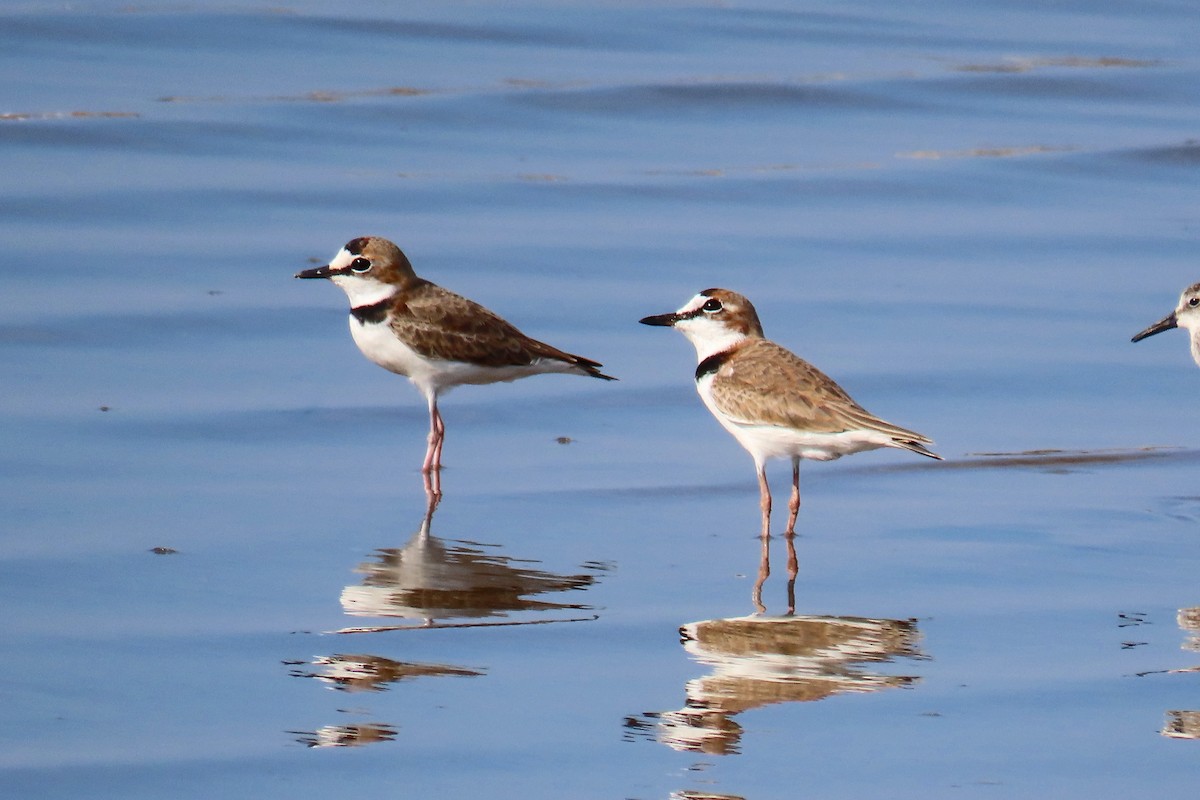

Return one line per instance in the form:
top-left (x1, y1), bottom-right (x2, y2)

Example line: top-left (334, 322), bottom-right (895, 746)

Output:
top-left (421, 394), bottom-right (446, 474)
top-left (785, 457), bottom-right (800, 535)
top-left (757, 463), bottom-right (771, 539)
top-left (430, 403), bottom-right (445, 468)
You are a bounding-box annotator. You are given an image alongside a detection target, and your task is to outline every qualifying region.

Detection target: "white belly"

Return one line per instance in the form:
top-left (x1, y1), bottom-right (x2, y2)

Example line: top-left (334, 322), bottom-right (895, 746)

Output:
top-left (349, 318), bottom-right (575, 394)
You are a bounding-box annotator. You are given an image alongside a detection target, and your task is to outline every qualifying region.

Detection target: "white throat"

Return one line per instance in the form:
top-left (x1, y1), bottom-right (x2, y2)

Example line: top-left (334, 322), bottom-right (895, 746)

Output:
top-left (674, 317), bottom-right (749, 363)
top-left (330, 274), bottom-right (397, 308)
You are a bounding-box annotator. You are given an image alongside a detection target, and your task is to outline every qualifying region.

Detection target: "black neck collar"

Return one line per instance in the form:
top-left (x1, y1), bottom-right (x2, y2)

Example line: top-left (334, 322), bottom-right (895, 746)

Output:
top-left (695, 349), bottom-right (734, 381)
top-left (350, 298), bottom-right (391, 324)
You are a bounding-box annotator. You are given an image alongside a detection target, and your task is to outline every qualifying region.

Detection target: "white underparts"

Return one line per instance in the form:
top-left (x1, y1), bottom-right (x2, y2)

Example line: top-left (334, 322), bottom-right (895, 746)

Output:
top-left (349, 316), bottom-right (581, 398)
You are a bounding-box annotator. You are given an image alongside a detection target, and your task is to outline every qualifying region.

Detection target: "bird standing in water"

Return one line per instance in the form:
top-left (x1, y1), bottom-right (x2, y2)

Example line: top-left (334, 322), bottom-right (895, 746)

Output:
top-left (297, 236), bottom-right (615, 485)
top-left (640, 288), bottom-right (940, 537)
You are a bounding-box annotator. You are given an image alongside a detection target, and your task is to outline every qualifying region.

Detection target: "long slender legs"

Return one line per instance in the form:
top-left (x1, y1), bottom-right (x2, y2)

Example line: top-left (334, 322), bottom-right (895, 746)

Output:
top-left (756, 463), bottom-right (771, 538)
top-left (785, 457), bottom-right (801, 535)
top-left (755, 459), bottom-right (801, 612)
top-left (421, 393), bottom-right (446, 477)
top-left (430, 402), bottom-right (445, 469)
top-left (758, 458), bottom-right (802, 538)
top-left (423, 456), bottom-right (443, 499)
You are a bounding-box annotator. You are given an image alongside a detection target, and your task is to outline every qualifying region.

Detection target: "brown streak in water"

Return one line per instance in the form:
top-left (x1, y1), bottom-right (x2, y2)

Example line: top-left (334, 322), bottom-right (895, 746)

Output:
top-left (330, 613), bottom-right (599, 634)
top-left (0, 111), bottom-right (139, 121)
top-left (857, 446), bottom-right (1195, 474)
top-left (898, 145), bottom-right (1076, 160)
top-left (157, 86), bottom-right (428, 104)
top-left (952, 56), bottom-right (1161, 73)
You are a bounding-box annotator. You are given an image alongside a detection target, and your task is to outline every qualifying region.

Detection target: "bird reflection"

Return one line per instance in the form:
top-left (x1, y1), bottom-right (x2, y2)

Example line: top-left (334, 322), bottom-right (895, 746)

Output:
top-left (1163, 711), bottom-right (1200, 740)
top-left (1158, 606), bottom-right (1200, 740)
top-left (288, 653), bottom-right (484, 692)
top-left (627, 532), bottom-right (924, 755)
top-left (1178, 607), bottom-right (1200, 652)
top-left (289, 722), bottom-right (398, 748)
top-left (334, 480), bottom-right (606, 633)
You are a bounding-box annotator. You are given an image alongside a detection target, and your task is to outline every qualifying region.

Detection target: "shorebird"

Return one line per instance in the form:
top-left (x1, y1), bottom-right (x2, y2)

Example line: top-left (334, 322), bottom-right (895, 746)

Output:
top-left (640, 288), bottom-right (940, 536)
top-left (297, 236), bottom-right (615, 480)
top-left (1132, 282), bottom-right (1200, 366)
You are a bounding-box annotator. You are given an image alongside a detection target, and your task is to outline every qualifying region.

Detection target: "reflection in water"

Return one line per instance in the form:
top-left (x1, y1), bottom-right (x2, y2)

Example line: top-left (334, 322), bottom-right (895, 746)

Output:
top-left (1159, 607), bottom-right (1200, 740)
top-left (1178, 607), bottom-right (1200, 652)
top-left (628, 614), bottom-right (923, 755)
top-left (289, 723), bottom-right (399, 748)
top-left (1163, 711), bottom-right (1200, 740)
top-left (335, 487), bottom-right (606, 632)
top-left (852, 446), bottom-right (1197, 478)
top-left (289, 653), bottom-right (483, 692)
top-left (628, 533), bottom-right (924, 755)
top-left (290, 484), bottom-right (604, 747)
top-left (752, 531), bottom-right (797, 614)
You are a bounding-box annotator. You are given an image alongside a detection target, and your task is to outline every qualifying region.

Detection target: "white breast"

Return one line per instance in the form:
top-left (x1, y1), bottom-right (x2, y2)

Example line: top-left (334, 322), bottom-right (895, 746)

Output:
top-left (349, 317), bottom-right (428, 378)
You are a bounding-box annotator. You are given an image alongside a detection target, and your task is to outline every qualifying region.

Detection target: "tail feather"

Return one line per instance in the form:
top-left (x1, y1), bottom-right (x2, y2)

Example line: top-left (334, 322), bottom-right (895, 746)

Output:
top-left (567, 353), bottom-right (617, 381)
top-left (840, 406), bottom-right (939, 459)
top-left (578, 361), bottom-right (617, 381)
top-left (893, 438), bottom-right (942, 460)
top-left (526, 337), bottom-right (617, 381)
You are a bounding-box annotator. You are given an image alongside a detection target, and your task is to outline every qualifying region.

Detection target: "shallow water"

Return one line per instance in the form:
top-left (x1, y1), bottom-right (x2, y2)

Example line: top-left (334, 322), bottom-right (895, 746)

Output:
top-left (4, 1), bottom-right (1200, 797)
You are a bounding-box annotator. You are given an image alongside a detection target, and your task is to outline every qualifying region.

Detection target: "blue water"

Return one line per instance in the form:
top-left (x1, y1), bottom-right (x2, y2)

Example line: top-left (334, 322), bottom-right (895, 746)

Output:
top-left (3, 1), bottom-right (1200, 797)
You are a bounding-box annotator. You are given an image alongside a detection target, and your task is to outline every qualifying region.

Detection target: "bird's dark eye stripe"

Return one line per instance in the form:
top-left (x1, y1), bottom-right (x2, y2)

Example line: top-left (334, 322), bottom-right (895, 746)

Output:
top-left (677, 299), bottom-right (723, 320)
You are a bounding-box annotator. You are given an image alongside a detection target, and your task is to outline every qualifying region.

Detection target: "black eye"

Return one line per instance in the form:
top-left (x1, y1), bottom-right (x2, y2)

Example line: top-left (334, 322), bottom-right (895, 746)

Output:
top-left (350, 258), bottom-right (372, 273)
top-left (702, 298), bottom-right (723, 312)
top-left (1189, 297), bottom-right (1199, 307)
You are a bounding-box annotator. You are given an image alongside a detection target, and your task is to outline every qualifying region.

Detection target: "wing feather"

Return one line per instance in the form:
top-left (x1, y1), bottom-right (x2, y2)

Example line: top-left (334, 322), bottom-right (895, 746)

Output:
top-left (708, 339), bottom-right (933, 444)
top-left (389, 281), bottom-right (611, 377)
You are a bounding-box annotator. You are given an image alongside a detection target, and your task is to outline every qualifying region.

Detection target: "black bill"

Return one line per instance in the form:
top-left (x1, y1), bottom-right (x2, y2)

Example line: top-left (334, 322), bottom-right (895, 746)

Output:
top-left (1131, 311), bottom-right (1178, 343)
top-left (295, 264), bottom-right (334, 280)
top-left (639, 312), bottom-right (680, 327)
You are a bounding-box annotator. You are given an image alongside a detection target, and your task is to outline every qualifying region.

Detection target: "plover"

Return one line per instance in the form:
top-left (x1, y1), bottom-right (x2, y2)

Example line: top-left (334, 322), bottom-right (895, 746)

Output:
top-left (297, 236), bottom-right (615, 478)
top-left (640, 288), bottom-right (940, 537)
top-left (1131, 282), bottom-right (1200, 367)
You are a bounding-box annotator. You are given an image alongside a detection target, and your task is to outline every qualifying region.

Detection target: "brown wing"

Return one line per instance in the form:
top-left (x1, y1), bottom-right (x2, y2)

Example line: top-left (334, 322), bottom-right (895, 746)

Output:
top-left (390, 281), bottom-right (612, 376)
top-left (709, 339), bottom-right (934, 444)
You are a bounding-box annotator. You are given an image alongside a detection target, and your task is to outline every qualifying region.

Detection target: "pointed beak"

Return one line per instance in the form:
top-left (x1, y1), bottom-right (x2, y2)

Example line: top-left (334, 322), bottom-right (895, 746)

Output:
top-left (295, 264), bottom-right (334, 280)
top-left (1131, 311), bottom-right (1178, 343)
top-left (639, 312), bottom-right (680, 327)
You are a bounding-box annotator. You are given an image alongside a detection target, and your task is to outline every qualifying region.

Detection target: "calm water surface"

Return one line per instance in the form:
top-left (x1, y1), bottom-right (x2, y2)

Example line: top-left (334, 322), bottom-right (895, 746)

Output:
top-left (3, 1), bottom-right (1200, 797)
